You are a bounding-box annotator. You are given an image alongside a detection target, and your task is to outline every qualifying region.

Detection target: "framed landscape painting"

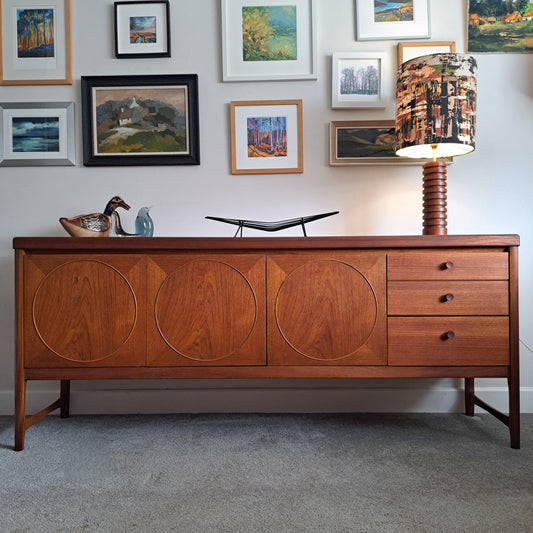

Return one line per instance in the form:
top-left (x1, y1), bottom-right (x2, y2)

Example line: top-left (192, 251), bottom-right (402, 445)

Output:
top-left (0, 101), bottom-right (75, 166)
top-left (81, 74), bottom-right (200, 166)
top-left (114, 1), bottom-right (170, 58)
top-left (221, 0), bottom-right (317, 81)
top-left (330, 120), bottom-right (452, 166)
top-left (355, 0), bottom-right (430, 40)
top-left (468, 0), bottom-right (533, 53)
top-left (0, 0), bottom-right (72, 85)
top-left (331, 51), bottom-right (391, 108)
top-left (230, 99), bottom-right (303, 174)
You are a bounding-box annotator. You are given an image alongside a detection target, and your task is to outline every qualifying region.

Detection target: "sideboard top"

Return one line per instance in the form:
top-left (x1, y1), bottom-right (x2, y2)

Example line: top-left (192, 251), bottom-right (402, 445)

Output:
top-left (13, 235), bottom-right (520, 252)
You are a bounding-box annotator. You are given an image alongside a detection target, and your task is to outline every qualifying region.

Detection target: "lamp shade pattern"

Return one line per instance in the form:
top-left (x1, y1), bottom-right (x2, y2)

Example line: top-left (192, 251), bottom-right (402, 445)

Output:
top-left (395, 53), bottom-right (477, 159)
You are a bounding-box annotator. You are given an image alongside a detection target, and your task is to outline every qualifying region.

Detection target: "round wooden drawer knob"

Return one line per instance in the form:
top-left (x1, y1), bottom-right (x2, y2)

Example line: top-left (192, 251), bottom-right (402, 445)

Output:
top-left (441, 293), bottom-right (454, 302)
top-left (441, 331), bottom-right (455, 340)
top-left (441, 261), bottom-right (454, 270)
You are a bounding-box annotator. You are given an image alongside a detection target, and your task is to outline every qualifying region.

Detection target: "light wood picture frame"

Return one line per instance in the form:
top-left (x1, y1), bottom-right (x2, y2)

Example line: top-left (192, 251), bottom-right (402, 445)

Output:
top-left (0, 0), bottom-right (72, 85)
top-left (330, 120), bottom-right (453, 166)
top-left (398, 41), bottom-right (456, 64)
top-left (221, 0), bottom-right (317, 81)
top-left (355, 0), bottom-right (430, 41)
top-left (230, 99), bottom-right (303, 174)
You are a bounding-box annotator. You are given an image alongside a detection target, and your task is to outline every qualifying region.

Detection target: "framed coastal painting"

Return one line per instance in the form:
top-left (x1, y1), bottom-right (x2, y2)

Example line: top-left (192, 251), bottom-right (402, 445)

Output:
top-left (398, 41), bottom-right (455, 64)
top-left (81, 74), bottom-right (200, 166)
top-left (467, 0), bottom-right (533, 53)
top-left (114, 1), bottom-right (170, 58)
top-left (230, 100), bottom-right (303, 174)
top-left (0, 0), bottom-right (72, 85)
top-left (221, 0), bottom-right (317, 81)
top-left (330, 120), bottom-right (452, 166)
top-left (0, 101), bottom-right (75, 166)
top-left (331, 51), bottom-right (391, 108)
top-left (355, 0), bottom-right (430, 41)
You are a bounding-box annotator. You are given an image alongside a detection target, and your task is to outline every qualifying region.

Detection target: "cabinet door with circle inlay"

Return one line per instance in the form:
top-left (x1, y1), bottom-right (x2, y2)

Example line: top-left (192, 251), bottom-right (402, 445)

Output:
top-left (267, 252), bottom-right (387, 365)
top-left (24, 254), bottom-right (146, 368)
top-left (147, 254), bottom-right (265, 366)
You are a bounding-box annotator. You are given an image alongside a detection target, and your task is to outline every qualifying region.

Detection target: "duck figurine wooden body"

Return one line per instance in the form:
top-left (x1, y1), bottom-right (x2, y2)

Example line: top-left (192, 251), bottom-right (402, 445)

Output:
top-left (60, 196), bottom-right (131, 237)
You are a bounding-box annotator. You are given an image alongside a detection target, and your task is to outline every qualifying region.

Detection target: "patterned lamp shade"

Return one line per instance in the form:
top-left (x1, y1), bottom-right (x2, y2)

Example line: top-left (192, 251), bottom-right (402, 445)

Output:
top-left (395, 53), bottom-right (477, 159)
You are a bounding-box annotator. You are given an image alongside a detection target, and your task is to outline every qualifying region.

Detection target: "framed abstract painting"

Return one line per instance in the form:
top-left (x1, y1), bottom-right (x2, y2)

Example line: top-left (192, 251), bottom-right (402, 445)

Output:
top-left (0, 101), bottom-right (75, 166)
top-left (81, 74), bottom-right (200, 166)
top-left (221, 0), bottom-right (317, 81)
top-left (0, 0), bottom-right (72, 85)
top-left (230, 99), bottom-right (303, 174)
top-left (355, 0), bottom-right (430, 41)
top-left (114, 1), bottom-right (171, 58)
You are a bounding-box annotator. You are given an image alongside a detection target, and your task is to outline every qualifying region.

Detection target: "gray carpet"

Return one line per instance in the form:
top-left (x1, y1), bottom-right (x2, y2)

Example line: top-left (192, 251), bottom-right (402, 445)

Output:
top-left (1, 413), bottom-right (532, 533)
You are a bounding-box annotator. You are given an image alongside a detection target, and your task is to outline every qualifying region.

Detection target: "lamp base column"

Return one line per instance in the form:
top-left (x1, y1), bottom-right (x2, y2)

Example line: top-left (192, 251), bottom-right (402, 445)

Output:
top-left (422, 161), bottom-right (447, 236)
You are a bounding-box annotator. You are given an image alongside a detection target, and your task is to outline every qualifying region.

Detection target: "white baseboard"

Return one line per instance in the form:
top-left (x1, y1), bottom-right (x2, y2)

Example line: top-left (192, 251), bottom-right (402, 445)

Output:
top-left (1, 385), bottom-right (532, 415)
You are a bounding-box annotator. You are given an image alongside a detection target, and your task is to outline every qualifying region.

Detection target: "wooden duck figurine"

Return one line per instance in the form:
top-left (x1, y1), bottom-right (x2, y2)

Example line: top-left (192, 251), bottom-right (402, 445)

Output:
top-left (60, 196), bottom-right (130, 237)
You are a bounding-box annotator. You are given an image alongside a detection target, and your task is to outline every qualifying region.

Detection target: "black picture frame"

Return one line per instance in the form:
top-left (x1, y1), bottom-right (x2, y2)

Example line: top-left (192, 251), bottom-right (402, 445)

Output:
top-left (81, 74), bottom-right (200, 167)
top-left (114, 1), bottom-right (171, 59)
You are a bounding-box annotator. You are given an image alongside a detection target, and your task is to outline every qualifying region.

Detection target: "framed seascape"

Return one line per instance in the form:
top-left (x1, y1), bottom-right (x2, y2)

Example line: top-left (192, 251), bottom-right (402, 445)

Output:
top-left (114, 1), bottom-right (171, 58)
top-left (355, 0), bottom-right (430, 41)
top-left (330, 120), bottom-right (452, 166)
top-left (0, 101), bottom-right (75, 166)
top-left (221, 0), bottom-right (317, 81)
top-left (81, 74), bottom-right (200, 166)
top-left (468, 0), bottom-right (533, 53)
top-left (230, 99), bottom-right (303, 174)
top-left (0, 0), bottom-right (72, 85)
top-left (331, 51), bottom-right (391, 108)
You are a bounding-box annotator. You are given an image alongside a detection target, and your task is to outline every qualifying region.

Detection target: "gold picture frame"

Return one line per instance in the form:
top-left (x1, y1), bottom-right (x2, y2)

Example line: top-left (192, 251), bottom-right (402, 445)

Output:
top-left (397, 41), bottom-right (456, 65)
top-left (0, 0), bottom-right (72, 85)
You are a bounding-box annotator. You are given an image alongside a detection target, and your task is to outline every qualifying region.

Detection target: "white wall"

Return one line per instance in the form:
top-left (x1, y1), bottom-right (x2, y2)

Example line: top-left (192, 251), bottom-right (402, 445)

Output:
top-left (1, 0), bottom-right (532, 415)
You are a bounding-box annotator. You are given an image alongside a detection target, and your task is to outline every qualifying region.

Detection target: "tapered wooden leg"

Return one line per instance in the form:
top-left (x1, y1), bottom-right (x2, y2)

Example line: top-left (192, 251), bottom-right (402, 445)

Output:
top-left (464, 377), bottom-right (475, 416)
top-left (508, 375), bottom-right (520, 449)
top-left (14, 377), bottom-right (27, 452)
top-left (60, 380), bottom-right (71, 418)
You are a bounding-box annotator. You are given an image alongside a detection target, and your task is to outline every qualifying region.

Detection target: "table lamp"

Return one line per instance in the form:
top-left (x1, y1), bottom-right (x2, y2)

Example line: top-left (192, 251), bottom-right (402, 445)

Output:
top-left (395, 53), bottom-right (477, 235)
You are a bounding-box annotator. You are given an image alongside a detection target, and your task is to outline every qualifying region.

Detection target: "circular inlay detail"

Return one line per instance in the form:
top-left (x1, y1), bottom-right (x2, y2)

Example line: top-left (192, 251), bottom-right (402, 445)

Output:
top-left (33, 260), bottom-right (136, 362)
top-left (275, 260), bottom-right (377, 360)
top-left (155, 260), bottom-right (257, 361)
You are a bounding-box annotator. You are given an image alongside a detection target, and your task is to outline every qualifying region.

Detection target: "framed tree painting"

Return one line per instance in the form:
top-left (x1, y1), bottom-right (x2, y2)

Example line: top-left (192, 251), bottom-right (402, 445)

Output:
top-left (81, 74), bottom-right (200, 166)
top-left (114, 1), bottom-right (171, 58)
top-left (230, 100), bottom-right (303, 174)
top-left (468, 0), bottom-right (533, 53)
top-left (0, 0), bottom-right (72, 85)
top-left (355, 0), bottom-right (430, 41)
top-left (221, 0), bottom-right (317, 81)
top-left (331, 51), bottom-right (391, 108)
top-left (0, 101), bottom-right (75, 166)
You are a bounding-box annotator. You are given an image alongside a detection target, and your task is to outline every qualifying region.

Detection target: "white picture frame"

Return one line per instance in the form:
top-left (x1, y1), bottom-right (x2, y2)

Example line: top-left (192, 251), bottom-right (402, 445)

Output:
top-left (221, 0), bottom-right (317, 81)
top-left (230, 100), bottom-right (303, 174)
top-left (331, 52), bottom-right (390, 109)
top-left (0, 101), bottom-right (75, 166)
top-left (355, 0), bottom-right (430, 41)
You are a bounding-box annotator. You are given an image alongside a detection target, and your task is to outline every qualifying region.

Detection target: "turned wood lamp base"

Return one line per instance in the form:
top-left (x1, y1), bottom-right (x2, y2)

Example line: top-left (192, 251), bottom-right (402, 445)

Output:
top-left (422, 161), bottom-right (448, 236)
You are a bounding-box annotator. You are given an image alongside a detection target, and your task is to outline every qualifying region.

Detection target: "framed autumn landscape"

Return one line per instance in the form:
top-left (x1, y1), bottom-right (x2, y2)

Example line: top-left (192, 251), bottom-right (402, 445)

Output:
top-left (0, 0), bottom-right (72, 85)
top-left (230, 100), bottom-right (303, 174)
top-left (81, 74), bottom-right (200, 166)
top-left (221, 0), bottom-right (317, 81)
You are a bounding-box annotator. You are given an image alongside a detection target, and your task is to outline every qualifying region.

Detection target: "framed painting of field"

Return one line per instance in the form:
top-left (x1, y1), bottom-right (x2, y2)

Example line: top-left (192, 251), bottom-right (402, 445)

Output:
top-left (230, 100), bottom-right (303, 174)
top-left (0, 0), bottom-right (72, 85)
top-left (0, 101), bottom-right (75, 166)
top-left (355, 0), bottom-right (430, 41)
top-left (114, 1), bottom-right (170, 58)
top-left (330, 120), bottom-right (453, 166)
top-left (81, 74), bottom-right (200, 166)
top-left (331, 51), bottom-right (391, 108)
top-left (468, 0), bottom-right (533, 53)
top-left (221, 0), bottom-right (317, 81)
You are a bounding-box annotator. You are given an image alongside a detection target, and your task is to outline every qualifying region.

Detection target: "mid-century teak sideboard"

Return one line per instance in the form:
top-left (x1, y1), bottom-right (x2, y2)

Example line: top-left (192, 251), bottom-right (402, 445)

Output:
top-left (13, 235), bottom-right (520, 450)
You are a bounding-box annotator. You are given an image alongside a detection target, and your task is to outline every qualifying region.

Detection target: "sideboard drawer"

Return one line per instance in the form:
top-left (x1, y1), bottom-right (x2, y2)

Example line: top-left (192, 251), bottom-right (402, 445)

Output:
top-left (388, 252), bottom-right (509, 280)
top-left (388, 317), bottom-right (510, 365)
top-left (388, 281), bottom-right (509, 316)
